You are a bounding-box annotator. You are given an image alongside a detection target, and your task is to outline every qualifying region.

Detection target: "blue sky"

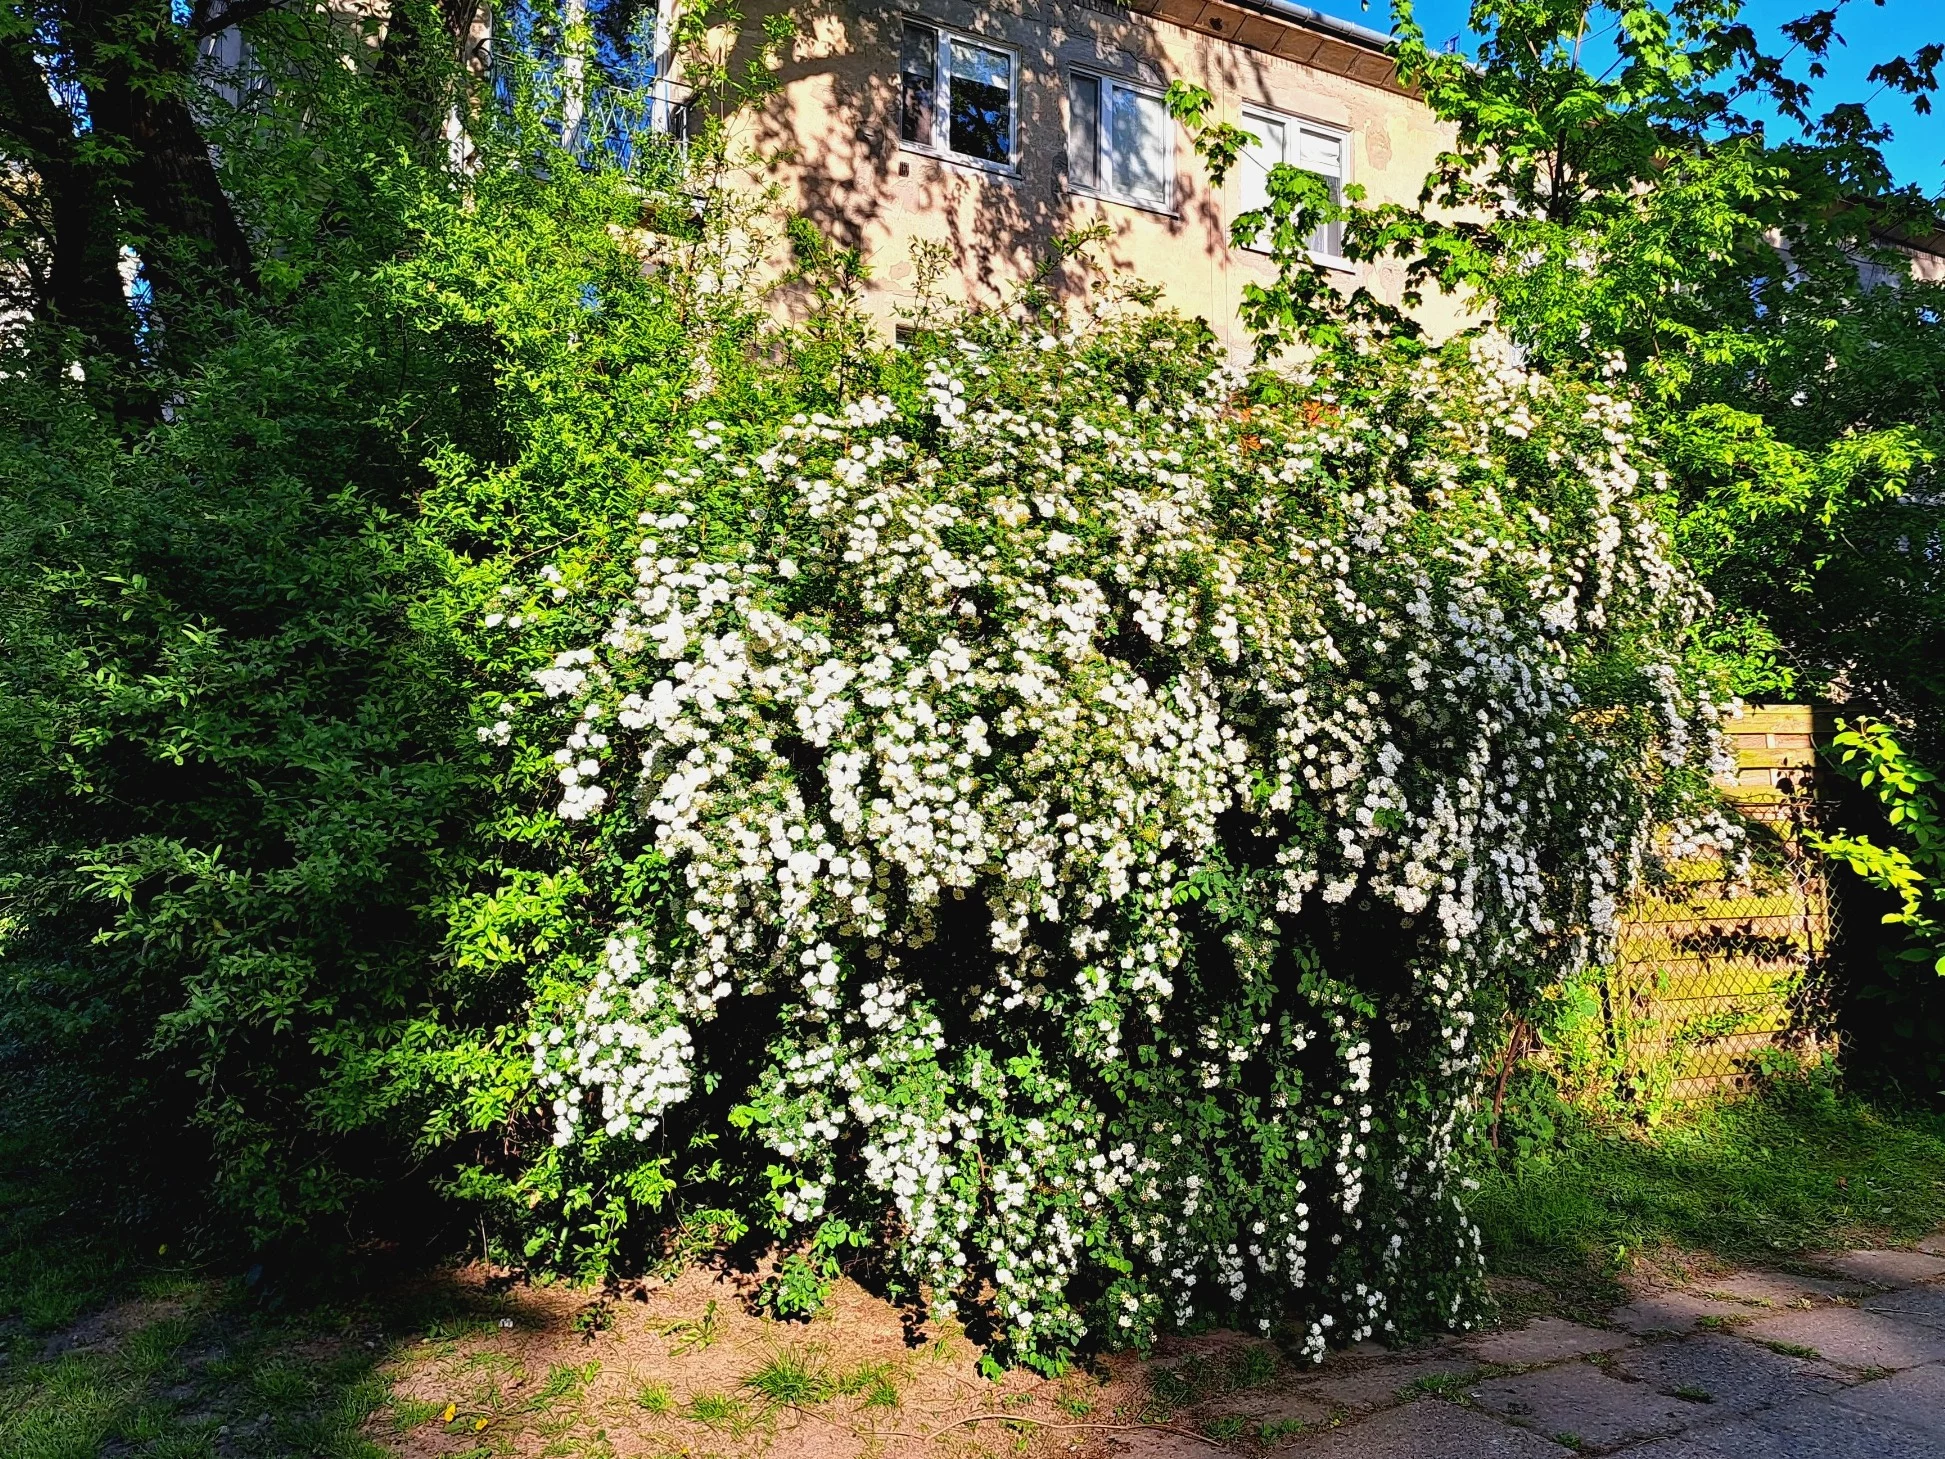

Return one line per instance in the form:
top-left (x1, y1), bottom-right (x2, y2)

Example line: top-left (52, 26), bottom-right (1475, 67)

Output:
top-left (1307, 0), bottom-right (1945, 194)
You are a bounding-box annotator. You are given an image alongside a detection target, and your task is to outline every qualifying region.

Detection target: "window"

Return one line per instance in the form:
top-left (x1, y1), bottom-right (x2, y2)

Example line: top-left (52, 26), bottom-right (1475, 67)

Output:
top-left (1067, 71), bottom-right (1172, 210)
top-left (1237, 109), bottom-right (1347, 261)
top-left (900, 21), bottom-right (1017, 170)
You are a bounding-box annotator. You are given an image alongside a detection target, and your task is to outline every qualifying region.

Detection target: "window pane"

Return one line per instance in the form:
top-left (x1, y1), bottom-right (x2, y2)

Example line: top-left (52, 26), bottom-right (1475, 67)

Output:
top-left (1296, 127), bottom-right (1342, 175)
top-left (1298, 129), bottom-right (1345, 255)
top-left (946, 39), bottom-right (1011, 163)
top-left (1237, 114), bottom-right (1285, 243)
top-left (1311, 174), bottom-right (1345, 257)
top-left (1068, 73), bottom-right (1100, 190)
top-left (1108, 84), bottom-right (1168, 204)
top-left (900, 24), bottom-right (936, 146)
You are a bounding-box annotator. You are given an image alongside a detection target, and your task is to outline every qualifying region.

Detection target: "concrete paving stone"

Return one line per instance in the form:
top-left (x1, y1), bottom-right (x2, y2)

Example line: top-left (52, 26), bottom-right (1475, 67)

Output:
top-left (1667, 1394), bottom-right (1941, 1459)
top-left (1294, 1398), bottom-right (1574, 1457)
top-left (1225, 1389), bottom-right (1334, 1427)
top-left (1827, 1362), bottom-right (1945, 1437)
top-left (1468, 1361), bottom-right (1695, 1450)
top-left (1740, 1305), bottom-right (1945, 1371)
top-left (1466, 1317), bottom-right (1635, 1365)
top-left (1608, 1333), bottom-right (1845, 1413)
top-left (1610, 1290), bottom-right (1754, 1336)
top-left (1866, 1284), bottom-right (1945, 1333)
top-left (1698, 1270), bottom-right (1869, 1307)
top-left (1297, 1355), bottom-right (1483, 1411)
top-left (1820, 1249), bottom-right (1945, 1288)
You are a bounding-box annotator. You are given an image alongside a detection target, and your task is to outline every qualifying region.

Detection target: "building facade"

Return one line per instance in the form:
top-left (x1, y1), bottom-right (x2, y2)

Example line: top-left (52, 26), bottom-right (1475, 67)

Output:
top-left (715, 0), bottom-right (1466, 353)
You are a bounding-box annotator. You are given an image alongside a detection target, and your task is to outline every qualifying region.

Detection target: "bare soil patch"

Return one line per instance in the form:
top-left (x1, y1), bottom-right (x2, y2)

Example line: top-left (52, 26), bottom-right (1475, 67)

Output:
top-left (371, 1263), bottom-right (1189, 1458)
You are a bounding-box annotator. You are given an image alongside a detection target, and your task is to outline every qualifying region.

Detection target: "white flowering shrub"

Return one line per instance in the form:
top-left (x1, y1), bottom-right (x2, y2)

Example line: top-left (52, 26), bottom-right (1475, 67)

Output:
top-left (489, 314), bottom-right (1721, 1369)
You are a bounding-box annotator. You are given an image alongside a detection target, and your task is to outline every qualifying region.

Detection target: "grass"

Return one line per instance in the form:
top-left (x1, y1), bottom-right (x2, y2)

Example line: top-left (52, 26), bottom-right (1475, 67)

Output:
top-left (685, 1389), bottom-right (750, 1431)
top-left (1405, 1368), bottom-right (1484, 1399)
top-left (655, 1298), bottom-right (722, 1354)
top-left (0, 1299), bottom-right (395, 1459)
top-left (0, 1071), bottom-right (493, 1459)
top-left (536, 1359), bottom-right (601, 1403)
top-left (0, 1081), bottom-right (393, 1459)
top-left (1146, 1342), bottom-right (1286, 1410)
top-left (743, 1346), bottom-right (832, 1407)
top-left (834, 1359), bottom-right (903, 1409)
top-left (1474, 1074), bottom-right (1945, 1307)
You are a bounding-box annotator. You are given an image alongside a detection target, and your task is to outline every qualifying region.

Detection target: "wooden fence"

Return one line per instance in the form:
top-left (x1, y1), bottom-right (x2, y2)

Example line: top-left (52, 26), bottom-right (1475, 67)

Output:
top-left (1605, 705), bottom-right (1839, 1101)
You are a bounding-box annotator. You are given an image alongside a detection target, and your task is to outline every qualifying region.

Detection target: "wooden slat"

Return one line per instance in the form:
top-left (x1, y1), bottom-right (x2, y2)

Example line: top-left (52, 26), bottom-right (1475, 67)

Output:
top-left (1735, 747), bottom-right (1820, 770)
top-left (1629, 890), bottom-right (1804, 915)
top-left (1618, 913), bottom-right (1818, 940)
top-left (1627, 963), bottom-right (1805, 990)
top-left (1731, 705), bottom-right (1817, 732)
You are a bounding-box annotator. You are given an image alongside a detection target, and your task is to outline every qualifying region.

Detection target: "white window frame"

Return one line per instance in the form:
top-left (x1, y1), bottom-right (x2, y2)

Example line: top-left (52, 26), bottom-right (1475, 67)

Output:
top-left (1066, 67), bottom-right (1176, 214)
top-left (897, 19), bottom-right (1021, 176)
top-left (1236, 106), bottom-right (1353, 270)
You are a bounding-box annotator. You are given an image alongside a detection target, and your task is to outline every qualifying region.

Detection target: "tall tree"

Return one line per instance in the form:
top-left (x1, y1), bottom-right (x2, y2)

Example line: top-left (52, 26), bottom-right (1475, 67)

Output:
top-left (61, 0), bottom-right (257, 307)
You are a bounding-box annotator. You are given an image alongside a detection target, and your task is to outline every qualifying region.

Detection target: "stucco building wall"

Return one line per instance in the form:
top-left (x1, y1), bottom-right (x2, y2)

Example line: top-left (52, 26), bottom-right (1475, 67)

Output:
top-left (707, 0), bottom-right (1470, 355)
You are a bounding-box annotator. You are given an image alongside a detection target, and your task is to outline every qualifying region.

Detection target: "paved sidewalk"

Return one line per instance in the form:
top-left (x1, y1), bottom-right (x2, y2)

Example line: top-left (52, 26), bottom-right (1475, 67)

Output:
top-left (1113, 1236), bottom-right (1945, 1458)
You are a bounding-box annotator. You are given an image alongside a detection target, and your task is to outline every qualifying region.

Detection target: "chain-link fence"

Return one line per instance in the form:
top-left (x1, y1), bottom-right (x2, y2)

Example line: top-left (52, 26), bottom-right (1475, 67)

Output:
top-left (1602, 706), bottom-right (1840, 1101)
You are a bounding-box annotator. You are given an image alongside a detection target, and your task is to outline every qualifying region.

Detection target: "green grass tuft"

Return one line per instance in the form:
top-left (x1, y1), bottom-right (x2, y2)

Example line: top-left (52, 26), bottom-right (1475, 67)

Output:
top-left (743, 1347), bottom-right (832, 1407)
top-left (686, 1390), bottom-right (747, 1429)
top-left (536, 1359), bottom-right (600, 1403)
top-left (1228, 1344), bottom-right (1280, 1389)
top-left (834, 1359), bottom-right (902, 1409)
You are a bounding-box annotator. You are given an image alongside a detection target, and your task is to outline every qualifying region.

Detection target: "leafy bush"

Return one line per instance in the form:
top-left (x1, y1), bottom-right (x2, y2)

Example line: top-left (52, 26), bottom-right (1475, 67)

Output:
top-left (0, 122), bottom-right (716, 1250)
top-left (1813, 720), bottom-right (1945, 977)
top-left (455, 302), bottom-right (1722, 1366)
top-left (1810, 720), bottom-right (1945, 1093)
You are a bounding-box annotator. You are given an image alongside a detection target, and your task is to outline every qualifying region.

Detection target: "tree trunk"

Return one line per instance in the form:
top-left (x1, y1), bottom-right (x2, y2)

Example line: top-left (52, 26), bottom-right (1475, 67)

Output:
top-left (63, 0), bottom-right (257, 311)
top-left (375, 0), bottom-right (484, 150)
top-left (558, 0), bottom-right (587, 149)
top-left (0, 23), bottom-right (137, 359)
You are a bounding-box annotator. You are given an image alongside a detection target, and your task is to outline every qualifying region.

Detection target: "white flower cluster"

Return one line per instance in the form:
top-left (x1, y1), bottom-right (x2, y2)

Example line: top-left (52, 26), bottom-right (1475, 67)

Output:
top-left (529, 933), bottom-right (694, 1146)
top-left (506, 318), bottom-right (1718, 1364)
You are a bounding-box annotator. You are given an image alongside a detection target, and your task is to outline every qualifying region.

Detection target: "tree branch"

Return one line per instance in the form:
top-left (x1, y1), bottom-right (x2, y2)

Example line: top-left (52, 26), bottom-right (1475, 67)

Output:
top-left (191, 0), bottom-right (285, 40)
